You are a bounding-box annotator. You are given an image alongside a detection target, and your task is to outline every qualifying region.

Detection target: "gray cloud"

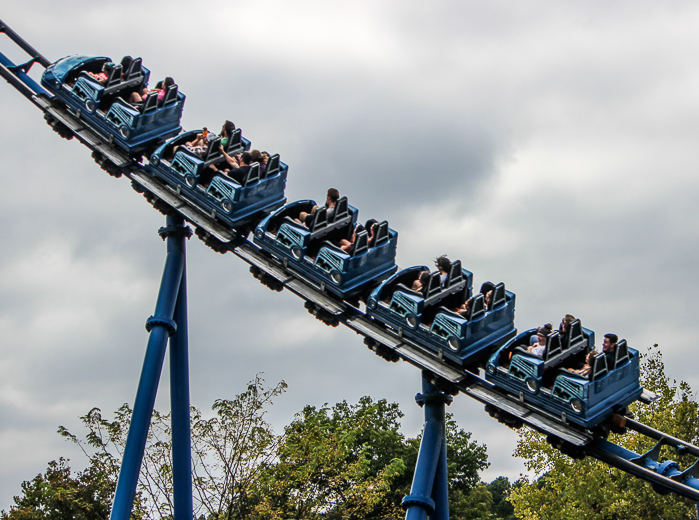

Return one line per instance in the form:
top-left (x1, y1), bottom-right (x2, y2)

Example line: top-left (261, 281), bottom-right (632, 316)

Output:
top-left (3, 0), bottom-right (699, 510)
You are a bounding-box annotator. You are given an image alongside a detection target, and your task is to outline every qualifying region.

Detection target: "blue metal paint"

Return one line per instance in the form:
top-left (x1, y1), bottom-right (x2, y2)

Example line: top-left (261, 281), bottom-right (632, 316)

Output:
top-left (368, 264), bottom-right (516, 367)
top-left (486, 328), bottom-right (642, 428)
top-left (109, 216), bottom-right (187, 520)
top-left (146, 130), bottom-right (287, 230)
top-left (254, 200), bottom-right (398, 299)
top-left (169, 224), bottom-right (193, 520)
top-left (41, 55), bottom-right (184, 154)
top-left (402, 374), bottom-right (452, 520)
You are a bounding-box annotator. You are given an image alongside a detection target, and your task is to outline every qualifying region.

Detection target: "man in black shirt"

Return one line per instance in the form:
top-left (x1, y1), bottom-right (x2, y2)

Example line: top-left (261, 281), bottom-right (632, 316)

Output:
top-left (226, 151), bottom-right (254, 185)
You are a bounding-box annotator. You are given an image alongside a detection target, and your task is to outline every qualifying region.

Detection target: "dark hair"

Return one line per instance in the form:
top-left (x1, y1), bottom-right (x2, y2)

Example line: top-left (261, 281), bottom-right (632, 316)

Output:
top-left (435, 256), bottom-right (451, 272)
top-left (251, 149), bottom-right (264, 163)
top-left (604, 333), bottom-right (618, 344)
top-left (223, 120), bottom-right (235, 137)
top-left (163, 76), bottom-right (175, 88)
top-left (240, 151), bottom-right (253, 165)
top-left (155, 80), bottom-right (163, 89)
top-left (418, 270), bottom-right (430, 287)
top-left (327, 188), bottom-right (340, 203)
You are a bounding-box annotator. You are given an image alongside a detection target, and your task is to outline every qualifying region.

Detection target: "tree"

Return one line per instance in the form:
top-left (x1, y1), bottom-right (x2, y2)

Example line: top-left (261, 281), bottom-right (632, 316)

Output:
top-left (509, 345), bottom-right (699, 520)
top-left (4, 382), bottom-right (499, 520)
top-left (248, 396), bottom-right (492, 520)
top-left (1, 458), bottom-right (124, 520)
top-left (57, 375), bottom-right (287, 520)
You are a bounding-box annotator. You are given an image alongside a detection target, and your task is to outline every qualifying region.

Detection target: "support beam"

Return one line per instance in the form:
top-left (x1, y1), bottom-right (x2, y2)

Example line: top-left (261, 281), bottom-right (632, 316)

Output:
top-left (109, 215), bottom-right (191, 520)
top-left (402, 371), bottom-right (453, 520)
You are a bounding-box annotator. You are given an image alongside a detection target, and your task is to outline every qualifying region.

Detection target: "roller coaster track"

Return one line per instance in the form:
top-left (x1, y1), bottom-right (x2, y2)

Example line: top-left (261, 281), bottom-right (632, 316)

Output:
top-left (3, 19), bottom-right (699, 504)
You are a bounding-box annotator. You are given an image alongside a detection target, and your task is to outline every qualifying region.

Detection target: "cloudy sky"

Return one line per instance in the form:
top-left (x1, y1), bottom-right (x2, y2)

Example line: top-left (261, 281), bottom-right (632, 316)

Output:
top-left (2, 0), bottom-right (699, 510)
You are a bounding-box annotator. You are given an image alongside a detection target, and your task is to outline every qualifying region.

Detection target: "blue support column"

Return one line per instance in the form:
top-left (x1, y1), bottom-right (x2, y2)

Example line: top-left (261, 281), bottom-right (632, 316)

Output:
top-left (170, 250), bottom-right (193, 520)
top-left (402, 371), bottom-right (453, 520)
top-left (109, 215), bottom-right (191, 520)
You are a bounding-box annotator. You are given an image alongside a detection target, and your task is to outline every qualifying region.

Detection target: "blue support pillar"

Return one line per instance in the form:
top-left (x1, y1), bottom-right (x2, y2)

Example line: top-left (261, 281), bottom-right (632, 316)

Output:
top-left (170, 251), bottom-right (193, 520)
top-left (402, 371), bottom-right (453, 520)
top-left (109, 215), bottom-right (192, 520)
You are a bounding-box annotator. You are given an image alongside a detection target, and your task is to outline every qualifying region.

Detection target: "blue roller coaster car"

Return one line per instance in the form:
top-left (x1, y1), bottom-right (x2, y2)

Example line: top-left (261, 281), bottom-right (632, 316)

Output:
top-left (254, 199), bottom-right (398, 299)
top-left (146, 129), bottom-right (287, 230)
top-left (41, 55), bottom-right (184, 154)
top-left (485, 325), bottom-right (642, 429)
top-left (367, 265), bottom-right (516, 367)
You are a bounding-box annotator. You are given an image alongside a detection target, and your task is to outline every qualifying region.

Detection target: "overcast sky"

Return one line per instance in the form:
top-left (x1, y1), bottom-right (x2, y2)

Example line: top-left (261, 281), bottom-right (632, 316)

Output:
top-left (2, 0), bottom-right (699, 511)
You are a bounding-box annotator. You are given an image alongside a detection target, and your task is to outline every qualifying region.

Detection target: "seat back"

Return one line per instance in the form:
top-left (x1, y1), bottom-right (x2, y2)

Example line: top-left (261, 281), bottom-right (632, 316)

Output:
top-left (543, 331), bottom-right (562, 361)
top-left (266, 153), bottom-right (281, 177)
top-left (566, 319), bottom-right (584, 350)
top-left (141, 91), bottom-right (158, 114)
top-left (446, 260), bottom-right (463, 287)
top-left (225, 128), bottom-right (243, 155)
top-left (104, 64), bottom-right (122, 88)
top-left (310, 207), bottom-right (328, 234)
top-left (424, 271), bottom-right (442, 299)
top-left (243, 163), bottom-right (260, 186)
top-left (162, 84), bottom-right (178, 106)
top-left (124, 57), bottom-right (143, 81)
top-left (466, 294), bottom-right (486, 321)
top-left (615, 340), bottom-right (629, 367)
top-left (590, 352), bottom-right (608, 381)
top-left (489, 282), bottom-right (506, 310)
top-left (333, 196), bottom-right (349, 223)
top-left (373, 221), bottom-right (390, 247)
top-left (352, 230), bottom-right (369, 256)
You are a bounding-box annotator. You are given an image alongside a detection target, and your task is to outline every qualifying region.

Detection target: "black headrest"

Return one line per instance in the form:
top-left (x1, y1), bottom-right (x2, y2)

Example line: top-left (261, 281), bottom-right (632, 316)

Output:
top-left (566, 319), bottom-right (583, 348)
top-left (590, 352), bottom-right (608, 381)
top-left (105, 64), bottom-right (122, 87)
top-left (310, 207), bottom-right (327, 233)
top-left (266, 153), bottom-right (280, 176)
top-left (203, 137), bottom-right (220, 160)
top-left (352, 230), bottom-right (368, 256)
top-left (141, 91), bottom-right (158, 114)
top-left (226, 128), bottom-right (243, 154)
top-left (124, 57), bottom-right (142, 81)
top-left (446, 260), bottom-right (463, 287)
top-left (615, 340), bottom-right (629, 367)
top-left (491, 282), bottom-right (506, 310)
top-left (543, 332), bottom-right (562, 361)
top-left (373, 221), bottom-right (389, 247)
top-left (333, 196), bottom-right (349, 223)
top-left (424, 272), bottom-right (441, 299)
top-left (162, 84), bottom-right (178, 106)
top-left (244, 162), bottom-right (260, 187)
top-left (466, 294), bottom-right (485, 320)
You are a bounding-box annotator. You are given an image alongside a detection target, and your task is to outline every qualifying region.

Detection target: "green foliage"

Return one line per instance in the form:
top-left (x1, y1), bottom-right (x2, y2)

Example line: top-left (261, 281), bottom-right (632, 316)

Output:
top-left (55, 376), bottom-right (287, 520)
top-left (1, 458), bottom-right (120, 520)
top-left (249, 396), bottom-right (492, 520)
top-left (4, 379), bottom-right (501, 520)
top-left (509, 345), bottom-right (699, 520)
top-left (487, 476), bottom-right (518, 520)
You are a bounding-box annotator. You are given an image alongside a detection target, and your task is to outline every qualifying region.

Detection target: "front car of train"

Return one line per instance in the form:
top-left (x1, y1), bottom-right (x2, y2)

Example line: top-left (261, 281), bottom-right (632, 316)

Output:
top-left (367, 263), bottom-right (516, 367)
top-left (41, 55), bottom-right (184, 154)
top-left (485, 327), bottom-right (643, 428)
top-left (254, 199), bottom-right (398, 299)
